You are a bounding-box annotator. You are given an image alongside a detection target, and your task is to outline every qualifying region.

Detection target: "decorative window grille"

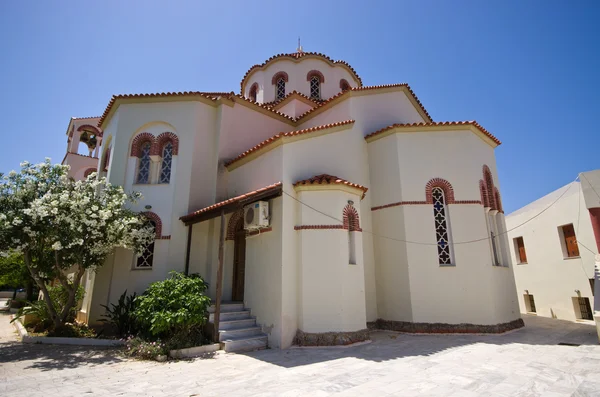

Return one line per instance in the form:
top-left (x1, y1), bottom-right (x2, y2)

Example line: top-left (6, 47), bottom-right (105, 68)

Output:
top-left (159, 142), bottom-right (173, 184)
top-left (577, 297), bottom-right (593, 320)
top-left (276, 78), bottom-right (286, 100)
top-left (432, 187), bottom-right (452, 265)
top-left (310, 75), bottom-right (321, 100)
top-left (136, 142), bottom-right (151, 184)
top-left (526, 294), bottom-right (536, 313)
top-left (136, 221), bottom-right (155, 268)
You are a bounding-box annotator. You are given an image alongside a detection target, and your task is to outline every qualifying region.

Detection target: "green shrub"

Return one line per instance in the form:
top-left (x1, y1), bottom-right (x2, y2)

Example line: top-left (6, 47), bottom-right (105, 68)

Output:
top-left (134, 272), bottom-right (210, 337)
top-left (48, 322), bottom-right (96, 338)
top-left (100, 290), bottom-right (137, 338)
top-left (13, 284), bottom-right (85, 330)
top-left (165, 325), bottom-right (207, 351)
top-left (124, 336), bottom-right (167, 360)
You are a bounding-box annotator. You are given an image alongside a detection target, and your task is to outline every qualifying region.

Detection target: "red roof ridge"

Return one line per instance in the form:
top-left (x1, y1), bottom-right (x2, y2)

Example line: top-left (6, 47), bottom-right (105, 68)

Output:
top-left (240, 52), bottom-right (363, 93)
top-left (364, 121), bottom-right (501, 146)
top-left (225, 120), bottom-right (355, 168)
top-left (180, 182), bottom-right (282, 221)
top-left (72, 116), bottom-right (100, 120)
top-left (293, 174), bottom-right (368, 198)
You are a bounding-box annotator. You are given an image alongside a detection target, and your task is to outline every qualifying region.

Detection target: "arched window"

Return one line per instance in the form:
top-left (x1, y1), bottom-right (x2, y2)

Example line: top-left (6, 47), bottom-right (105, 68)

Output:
top-left (159, 142), bottom-right (173, 184)
top-left (310, 76), bottom-right (321, 100)
top-left (249, 83), bottom-right (258, 102)
top-left (276, 78), bottom-right (286, 100)
top-left (432, 187), bottom-right (453, 265)
top-left (136, 142), bottom-right (151, 184)
top-left (136, 220), bottom-right (155, 268)
top-left (340, 79), bottom-right (350, 91)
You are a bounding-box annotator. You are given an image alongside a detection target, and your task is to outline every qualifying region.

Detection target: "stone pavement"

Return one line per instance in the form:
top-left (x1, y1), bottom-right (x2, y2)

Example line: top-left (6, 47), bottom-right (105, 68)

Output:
top-left (1, 313), bottom-right (599, 397)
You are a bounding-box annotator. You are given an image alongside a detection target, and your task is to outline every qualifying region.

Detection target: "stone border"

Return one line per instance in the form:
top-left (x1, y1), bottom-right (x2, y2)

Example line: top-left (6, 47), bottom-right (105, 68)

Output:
top-left (367, 318), bottom-right (525, 334)
top-left (10, 315), bottom-right (125, 346)
top-left (169, 343), bottom-right (221, 358)
top-left (293, 329), bottom-right (370, 347)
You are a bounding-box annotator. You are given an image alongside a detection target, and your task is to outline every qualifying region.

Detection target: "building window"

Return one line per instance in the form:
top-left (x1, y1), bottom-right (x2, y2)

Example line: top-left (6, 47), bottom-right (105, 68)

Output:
top-left (560, 224), bottom-right (580, 258)
top-left (136, 142), bottom-right (152, 184)
top-left (136, 221), bottom-right (155, 268)
top-left (340, 79), bottom-right (350, 91)
top-left (590, 278), bottom-right (595, 296)
top-left (310, 76), bottom-right (321, 100)
top-left (276, 78), bottom-right (286, 100)
top-left (249, 83), bottom-right (258, 102)
top-left (514, 237), bottom-right (527, 264)
top-left (525, 294), bottom-right (536, 313)
top-left (574, 297), bottom-right (593, 320)
top-left (432, 187), bottom-right (452, 265)
top-left (159, 142), bottom-right (173, 184)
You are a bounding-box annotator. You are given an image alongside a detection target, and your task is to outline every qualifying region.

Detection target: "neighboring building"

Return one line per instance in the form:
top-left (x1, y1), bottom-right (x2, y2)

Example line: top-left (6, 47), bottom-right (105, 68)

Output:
top-left (62, 49), bottom-right (521, 351)
top-left (506, 170), bottom-right (600, 323)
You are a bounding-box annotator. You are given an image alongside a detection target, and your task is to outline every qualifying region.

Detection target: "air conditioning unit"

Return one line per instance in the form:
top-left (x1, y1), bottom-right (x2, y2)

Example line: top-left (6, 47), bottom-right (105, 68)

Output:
top-left (243, 201), bottom-right (269, 230)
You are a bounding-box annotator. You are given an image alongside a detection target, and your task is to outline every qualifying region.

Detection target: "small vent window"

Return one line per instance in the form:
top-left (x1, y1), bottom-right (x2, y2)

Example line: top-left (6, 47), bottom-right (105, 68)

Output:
top-left (310, 75), bottom-right (321, 100)
top-left (276, 78), bottom-right (286, 100)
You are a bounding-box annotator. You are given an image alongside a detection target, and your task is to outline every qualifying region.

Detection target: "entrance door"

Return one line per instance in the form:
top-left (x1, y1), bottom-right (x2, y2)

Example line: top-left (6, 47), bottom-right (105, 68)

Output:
top-left (232, 229), bottom-right (246, 302)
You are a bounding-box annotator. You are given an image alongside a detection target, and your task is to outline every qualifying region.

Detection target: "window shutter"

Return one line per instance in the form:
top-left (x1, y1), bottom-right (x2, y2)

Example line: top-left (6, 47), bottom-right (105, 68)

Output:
top-left (517, 237), bottom-right (527, 263)
top-left (562, 224), bottom-right (580, 257)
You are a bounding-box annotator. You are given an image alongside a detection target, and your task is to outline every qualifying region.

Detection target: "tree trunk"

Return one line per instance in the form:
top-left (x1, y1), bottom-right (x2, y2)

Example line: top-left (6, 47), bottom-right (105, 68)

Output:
top-left (26, 278), bottom-right (34, 302)
top-left (23, 249), bottom-right (61, 329)
top-left (58, 265), bottom-right (85, 324)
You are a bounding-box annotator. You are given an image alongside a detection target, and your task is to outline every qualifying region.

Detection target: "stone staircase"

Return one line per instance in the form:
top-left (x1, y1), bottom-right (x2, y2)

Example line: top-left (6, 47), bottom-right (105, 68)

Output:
top-left (208, 302), bottom-right (268, 353)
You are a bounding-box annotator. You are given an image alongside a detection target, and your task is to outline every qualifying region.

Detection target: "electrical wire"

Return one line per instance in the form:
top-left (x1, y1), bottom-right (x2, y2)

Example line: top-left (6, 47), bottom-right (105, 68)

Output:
top-left (282, 175), bottom-right (579, 246)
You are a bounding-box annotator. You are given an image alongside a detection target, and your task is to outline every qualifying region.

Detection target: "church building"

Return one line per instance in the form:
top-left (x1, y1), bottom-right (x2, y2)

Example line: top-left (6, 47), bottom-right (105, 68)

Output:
top-left (62, 49), bottom-right (522, 351)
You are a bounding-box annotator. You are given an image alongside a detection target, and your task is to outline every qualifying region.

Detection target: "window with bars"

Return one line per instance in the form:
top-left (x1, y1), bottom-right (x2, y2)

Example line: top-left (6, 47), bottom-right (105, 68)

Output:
top-left (432, 187), bottom-right (453, 265)
top-left (136, 142), bottom-right (151, 184)
top-left (514, 236), bottom-right (527, 264)
top-left (310, 75), bottom-right (321, 100)
top-left (159, 142), bottom-right (173, 184)
top-left (136, 221), bottom-right (155, 269)
top-left (560, 224), bottom-right (580, 258)
top-left (575, 297), bottom-right (593, 320)
top-left (525, 294), bottom-right (536, 313)
top-left (276, 78), bottom-right (286, 100)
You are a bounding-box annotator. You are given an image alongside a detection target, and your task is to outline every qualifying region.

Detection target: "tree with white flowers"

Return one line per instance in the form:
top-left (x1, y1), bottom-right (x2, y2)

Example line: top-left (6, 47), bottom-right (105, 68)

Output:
top-left (0, 159), bottom-right (155, 329)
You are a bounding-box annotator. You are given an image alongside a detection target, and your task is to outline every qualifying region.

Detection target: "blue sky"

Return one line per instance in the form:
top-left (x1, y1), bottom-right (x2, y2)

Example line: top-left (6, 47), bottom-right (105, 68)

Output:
top-left (0, 1), bottom-right (598, 213)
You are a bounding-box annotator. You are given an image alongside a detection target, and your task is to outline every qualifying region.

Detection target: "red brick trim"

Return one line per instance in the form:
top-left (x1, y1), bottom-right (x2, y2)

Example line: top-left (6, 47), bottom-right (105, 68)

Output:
top-left (226, 210), bottom-right (244, 240)
top-left (371, 200), bottom-right (482, 211)
top-left (77, 124), bottom-right (103, 137)
top-left (494, 187), bottom-right (503, 213)
top-left (425, 178), bottom-right (455, 204)
top-left (479, 180), bottom-right (489, 208)
top-left (154, 132), bottom-right (179, 155)
top-left (343, 205), bottom-right (361, 231)
top-left (249, 83), bottom-right (258, 101)
top-left (294, 225), bottom-right (346, 230)
top-left (160, 235), bottom-right (171, 240)
top-left (306, 70), bottom-right (325, 83)
top-left (247, 227), bottom-right (272, 237)
top-left (141, 211), bottom-right (163, 239)
top-left (271, 71), bottom-right (289, 85)
top-left (83, 168), bottom-right (97, 178)
top-left (482, 165), bottom-right (497, 210)
top-left (131, 133), bottom-right (154, 157)
top-left (340, 79), bottom-right (350, 91)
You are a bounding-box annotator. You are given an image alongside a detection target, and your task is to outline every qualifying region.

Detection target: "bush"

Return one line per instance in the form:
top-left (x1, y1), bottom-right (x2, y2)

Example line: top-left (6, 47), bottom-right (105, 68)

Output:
top-left (100, 290), bottom-right (137, 338)
top-left (134, 272), bottom-right (210, 337)
top-left (47, 322), bottom-right (96, 338)
top-left (124, 336), bottom-right (167, 360)
top-left (165, 325), bottom-right (207, 351)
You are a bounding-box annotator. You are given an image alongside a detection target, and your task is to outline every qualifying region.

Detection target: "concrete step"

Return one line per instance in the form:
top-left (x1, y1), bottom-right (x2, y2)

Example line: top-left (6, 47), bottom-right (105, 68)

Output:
top-left (219, 326), bottom-right (264, 342)
top-left (207, 302), bottom-right (244, 313)
top-left (222, 334), bottom-right (268, 353)
top-left (218, 317), bottom-right (257, 330)
top-left (209, 310), bottom-right (252, 322)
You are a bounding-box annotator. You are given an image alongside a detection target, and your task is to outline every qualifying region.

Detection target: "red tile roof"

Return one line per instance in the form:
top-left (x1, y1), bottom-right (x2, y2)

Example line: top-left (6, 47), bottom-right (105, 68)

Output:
top-left (72, 116), bottom-right (100, 120)
top-left (225, 120), bottom-right (355, 168)
top-left (240, 52), bottom-right (363, 93)
top-left (294, 174), bottom-right (368, 198)
top-left (364, 121), bottom-right (501, 146)
top-left (180, 182), bottom-right (282, 223)
top-left (263, 90), bottom-right (319, 109)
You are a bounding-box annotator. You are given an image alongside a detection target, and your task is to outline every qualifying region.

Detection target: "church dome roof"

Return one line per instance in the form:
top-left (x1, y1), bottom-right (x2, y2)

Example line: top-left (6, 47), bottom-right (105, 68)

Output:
top-left (240, 51), bottom-right (363, 93)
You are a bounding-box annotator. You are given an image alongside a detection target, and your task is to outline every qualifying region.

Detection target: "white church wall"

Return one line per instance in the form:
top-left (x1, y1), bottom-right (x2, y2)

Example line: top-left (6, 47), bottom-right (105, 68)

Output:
top-left (507, 181), bottom-right (597, 322)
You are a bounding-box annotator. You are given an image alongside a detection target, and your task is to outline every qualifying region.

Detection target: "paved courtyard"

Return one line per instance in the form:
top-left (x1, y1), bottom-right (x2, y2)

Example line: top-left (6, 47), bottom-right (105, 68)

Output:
top-left (0, 313), bottom-right (599, 397)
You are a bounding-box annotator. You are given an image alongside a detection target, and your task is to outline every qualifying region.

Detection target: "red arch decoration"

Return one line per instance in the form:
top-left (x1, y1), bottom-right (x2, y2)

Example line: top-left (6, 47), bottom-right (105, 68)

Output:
top-left (83, 168), bottom-right (97, 178)
top-left (479, 180), bottom-right (490, 208)
top-left (306, 70), bottom-right (325, 83)
top-left (343, 205), bottom-right (361, 232)
top-left (248, 83), bottom-right (258, 101)
top-left (77, 124), bottom-right (103, 137)
top-left (482, 165), bottom-right (497, 210)
top-left (271, 71), bottom-right (289, 85)
top-left (340, 79), bottom-right (350, 91)
top-left (154, 132), bottom-right (179, 156)
top-left (425, 178), bottom-right (455, 204)
top-left (494, 187), bottom-right (503, 213)
top-left (141, 211), bottom-right (163, 239)
top-left (130, 133), bottom-right (155, 157)
top-left (226, 209), bottom-right (244, 240)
